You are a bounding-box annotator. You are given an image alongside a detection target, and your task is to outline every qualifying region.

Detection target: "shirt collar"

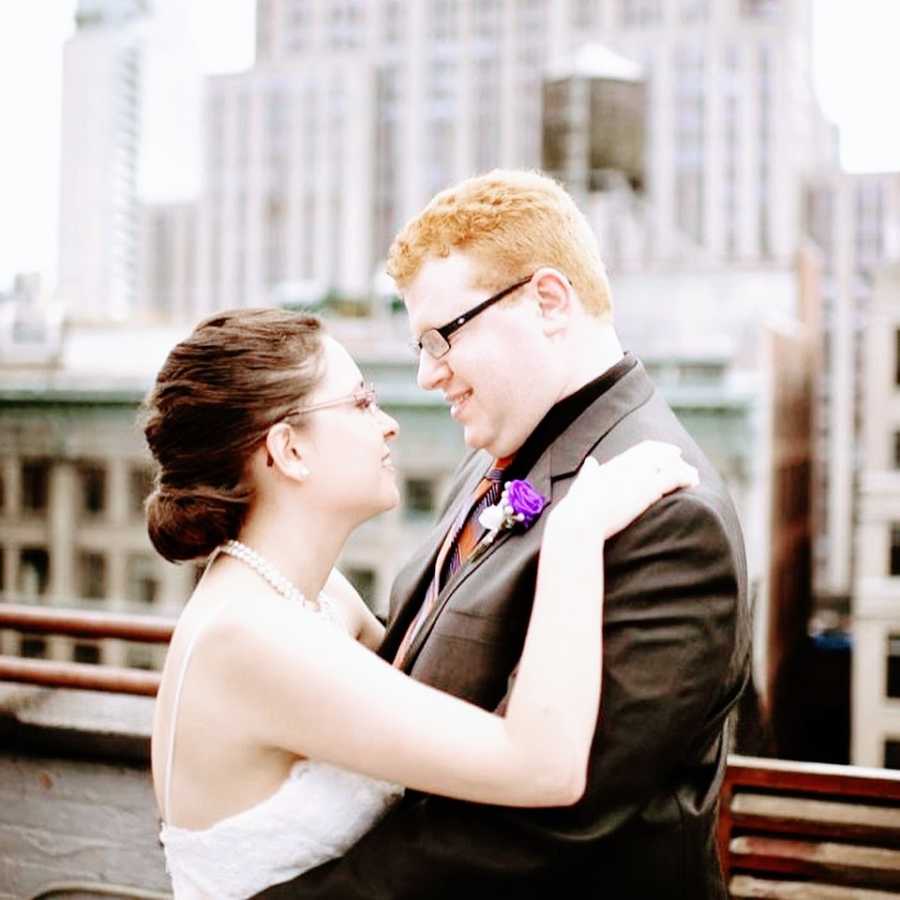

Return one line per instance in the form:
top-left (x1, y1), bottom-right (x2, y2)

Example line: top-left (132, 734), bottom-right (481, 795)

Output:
top-left (503, 352), bottom-right (637, 482)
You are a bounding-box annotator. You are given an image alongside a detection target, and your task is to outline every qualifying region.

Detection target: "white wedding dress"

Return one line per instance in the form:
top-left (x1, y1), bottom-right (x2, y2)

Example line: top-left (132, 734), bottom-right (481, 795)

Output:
top-left (158, 581), bottom-right (403, 899)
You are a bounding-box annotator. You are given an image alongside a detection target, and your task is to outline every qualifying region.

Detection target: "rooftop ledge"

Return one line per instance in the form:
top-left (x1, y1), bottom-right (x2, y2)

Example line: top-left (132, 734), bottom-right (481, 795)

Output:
top-left (0, 684), bottom-right (167, 899)
top-left (1, 682), bottom-right (153, 763)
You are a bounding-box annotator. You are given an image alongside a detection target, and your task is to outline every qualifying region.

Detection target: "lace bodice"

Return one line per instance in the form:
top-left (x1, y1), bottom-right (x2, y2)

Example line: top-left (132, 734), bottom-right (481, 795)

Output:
top-left (160, 759), bottom-right (402, 899)
top-left (158, 551), bottom-right (403, 898)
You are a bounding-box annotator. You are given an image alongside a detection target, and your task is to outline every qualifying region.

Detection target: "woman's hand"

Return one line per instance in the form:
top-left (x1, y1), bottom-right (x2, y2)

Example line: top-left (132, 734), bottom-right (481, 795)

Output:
top-left (550, 441), bottom-right (699, 541)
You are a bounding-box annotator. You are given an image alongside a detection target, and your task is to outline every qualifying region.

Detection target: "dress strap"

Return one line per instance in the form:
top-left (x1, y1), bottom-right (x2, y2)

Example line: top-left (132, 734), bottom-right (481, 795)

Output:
top-left (163, 547), bottom-right (230, 824)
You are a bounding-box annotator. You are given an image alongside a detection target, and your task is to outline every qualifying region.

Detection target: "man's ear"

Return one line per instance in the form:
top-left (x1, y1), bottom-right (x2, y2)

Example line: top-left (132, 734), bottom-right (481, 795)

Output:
top-left (264, 422), bottom-right (310, 481)
top-left (532, 268), bottom-right (572, 336)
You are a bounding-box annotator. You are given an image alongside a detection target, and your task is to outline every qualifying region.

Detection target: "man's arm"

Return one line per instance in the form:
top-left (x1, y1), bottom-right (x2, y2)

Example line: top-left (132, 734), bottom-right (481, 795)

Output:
top-left (255, 491), bottom-right (749, 899)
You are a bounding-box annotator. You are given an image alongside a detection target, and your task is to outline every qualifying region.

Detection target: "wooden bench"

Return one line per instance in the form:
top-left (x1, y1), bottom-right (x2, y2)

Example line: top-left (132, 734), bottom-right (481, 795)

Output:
top-left (719, 755), bottom-right (900, 899)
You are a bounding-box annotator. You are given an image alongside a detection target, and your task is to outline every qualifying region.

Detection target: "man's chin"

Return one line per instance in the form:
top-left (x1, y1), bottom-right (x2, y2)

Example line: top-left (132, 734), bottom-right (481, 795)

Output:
top-left (462, 425), bottom-right (490, 453)
top-left (464, 433), bottom-right (512, 461)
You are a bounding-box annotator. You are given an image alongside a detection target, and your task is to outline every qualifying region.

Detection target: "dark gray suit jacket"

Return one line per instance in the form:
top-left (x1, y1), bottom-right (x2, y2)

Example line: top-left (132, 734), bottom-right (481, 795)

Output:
top-left (256, 359), bottom-right (751, 899)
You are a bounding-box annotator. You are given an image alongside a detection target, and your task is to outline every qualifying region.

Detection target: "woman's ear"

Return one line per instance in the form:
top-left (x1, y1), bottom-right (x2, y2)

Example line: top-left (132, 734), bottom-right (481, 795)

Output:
top-left (264, 423), bottom-right (310, 480)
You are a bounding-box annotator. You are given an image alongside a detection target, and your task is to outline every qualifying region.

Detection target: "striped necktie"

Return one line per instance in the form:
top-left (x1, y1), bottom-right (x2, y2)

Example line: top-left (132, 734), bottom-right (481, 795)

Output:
top-left (393, 457), bottom-right (511, 668)
top-left (441, 460), bottom-right (509, 584)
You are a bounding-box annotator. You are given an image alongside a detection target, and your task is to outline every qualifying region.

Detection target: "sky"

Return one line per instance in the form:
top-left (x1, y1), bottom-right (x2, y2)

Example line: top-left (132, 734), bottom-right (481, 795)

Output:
top-left (0, 0), bottom-right (898, 292)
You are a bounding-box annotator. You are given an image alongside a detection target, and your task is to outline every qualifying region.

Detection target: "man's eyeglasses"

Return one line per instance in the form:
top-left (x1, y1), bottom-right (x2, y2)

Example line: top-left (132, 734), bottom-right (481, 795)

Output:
top-left (289, 382), bottom-right (379, 418)
top-left (410, 274), bottom-right (534, 360)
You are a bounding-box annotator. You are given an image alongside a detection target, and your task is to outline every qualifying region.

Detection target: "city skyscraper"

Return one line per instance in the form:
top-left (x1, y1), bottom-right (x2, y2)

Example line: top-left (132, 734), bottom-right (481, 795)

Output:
top-left (854, 259), bottom-right (900, 767)
top-left (56, 0), bottom-right (202, 323)
top-left (57, 0), bottom-right (148, 322)
top-left (191, 0), bottom-right (831, 317)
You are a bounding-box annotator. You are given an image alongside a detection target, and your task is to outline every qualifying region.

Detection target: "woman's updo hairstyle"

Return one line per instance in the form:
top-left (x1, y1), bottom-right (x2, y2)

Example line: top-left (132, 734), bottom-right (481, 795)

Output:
top-left (141, 309), bottom-right (325, 563)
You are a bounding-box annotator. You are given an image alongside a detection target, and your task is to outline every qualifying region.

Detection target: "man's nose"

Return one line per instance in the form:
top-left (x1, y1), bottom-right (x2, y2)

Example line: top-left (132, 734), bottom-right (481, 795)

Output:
top-left (417, 351), bottom-right (448, 391)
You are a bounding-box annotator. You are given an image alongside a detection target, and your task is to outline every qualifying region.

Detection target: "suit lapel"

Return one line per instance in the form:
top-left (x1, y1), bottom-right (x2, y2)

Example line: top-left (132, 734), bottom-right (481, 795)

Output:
top-left (394, 360), bottom-right (657, 672)
top-left (398, 452), bottom-right (554, 671)
top-left (546, 358), bottom-right (655, 477)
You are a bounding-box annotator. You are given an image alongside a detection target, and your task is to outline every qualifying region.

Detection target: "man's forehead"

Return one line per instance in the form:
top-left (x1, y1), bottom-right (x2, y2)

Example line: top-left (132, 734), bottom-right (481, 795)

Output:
top-left (412, 252), bottom-right (474, 287)
top-left (406, 254), bottom-right (480, 319)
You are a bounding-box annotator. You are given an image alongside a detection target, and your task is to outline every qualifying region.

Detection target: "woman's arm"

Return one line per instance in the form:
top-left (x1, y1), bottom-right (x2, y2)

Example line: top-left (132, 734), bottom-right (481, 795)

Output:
top-left (223, 442), bottom-right (697, 807)
top-left (323, 567), bottom-right (384, 650)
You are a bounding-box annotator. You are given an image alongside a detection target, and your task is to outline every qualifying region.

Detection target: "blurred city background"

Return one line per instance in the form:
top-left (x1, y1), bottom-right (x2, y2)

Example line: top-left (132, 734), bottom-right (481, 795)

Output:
top-left (2, 0), bottom-right (900, 891)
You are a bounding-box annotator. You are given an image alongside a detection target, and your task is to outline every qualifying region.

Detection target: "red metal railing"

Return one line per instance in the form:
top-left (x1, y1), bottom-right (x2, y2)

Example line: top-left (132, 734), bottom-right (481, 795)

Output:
top-left (0, 603), bottom-right (176, 697)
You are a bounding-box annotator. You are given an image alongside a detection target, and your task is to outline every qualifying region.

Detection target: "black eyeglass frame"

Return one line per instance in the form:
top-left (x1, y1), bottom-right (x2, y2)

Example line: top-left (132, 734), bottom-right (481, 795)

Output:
top-left (411, 274), bottom-right (534, 359)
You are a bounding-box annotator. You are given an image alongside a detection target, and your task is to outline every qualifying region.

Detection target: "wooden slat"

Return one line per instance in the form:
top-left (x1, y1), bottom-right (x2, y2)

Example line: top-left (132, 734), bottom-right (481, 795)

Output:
top-left (730, 835), bottom-right (900, 888)
top-left (732, 837), bottom-right (900, 871)
top-left (726, 756), bottom-right (900, 803)
top-left (730, 874), bottom-right (900, 898)
top-left (732, 793), bottom-right (900, 839)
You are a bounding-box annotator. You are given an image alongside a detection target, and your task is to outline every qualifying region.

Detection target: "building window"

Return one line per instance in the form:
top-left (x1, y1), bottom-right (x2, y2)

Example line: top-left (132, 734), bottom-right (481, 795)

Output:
top-left (18, 547), bottom-right (49, 596)
top-left (383, 0), bottom-right (403, 44)
top-left (405, 478), bottom-right (436, 518)
top-left (680, 0), bottom-right (708, 22)
top-left (757, 44), bottom-right (772, 257)
top-left (891, 526), bottom-right (900, 576)
top-left (126, 643), bottom-right (157, 671)
top-left (742, 0), bottom-right (779, 16)
top-left (889, 635), bottom-right (900, 699)
top-left (78, 551), bottom-right (107, 599)
top-left (127, 554), bottom-right (159, 606)
top-left (430, 0), bottom-right (459, 41)
top-left (896, 330), bottom-right (900, 386)
top-left (886, 739), bottom-right (900, 770)
top-left (674, 45), bottom-right (705, 246)
top-left (571, 0), bottom-right (595, 29)
top-left (621, 0), bottom-right (662, 27)
top-left (129, 465), bottom-right (154, 518)
top-left (73, 642), bottom-right (101, 665)
top-left (21, 460), bottom-right (49, 513)
top-left (78, 462), bottom-right (106, 517)
top-left (20, 635), bottom-right (47, 658)
top-left (326, 0), bottom-right (364, 50)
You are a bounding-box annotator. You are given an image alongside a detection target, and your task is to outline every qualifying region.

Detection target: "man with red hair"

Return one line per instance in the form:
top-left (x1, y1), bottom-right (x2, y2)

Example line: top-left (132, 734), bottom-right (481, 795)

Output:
top-left (257, 170), bottom-right (750, 899)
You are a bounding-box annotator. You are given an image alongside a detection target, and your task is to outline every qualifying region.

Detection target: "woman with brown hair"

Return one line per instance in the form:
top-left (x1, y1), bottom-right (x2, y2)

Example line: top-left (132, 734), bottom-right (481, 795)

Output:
top-left (145, 308), bottom-right (697, 898)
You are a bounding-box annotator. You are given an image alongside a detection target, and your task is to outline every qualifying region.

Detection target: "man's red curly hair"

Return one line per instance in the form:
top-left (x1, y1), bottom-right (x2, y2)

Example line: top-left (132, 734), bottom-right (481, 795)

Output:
top-left (387, 169), bottom-right (613, 319)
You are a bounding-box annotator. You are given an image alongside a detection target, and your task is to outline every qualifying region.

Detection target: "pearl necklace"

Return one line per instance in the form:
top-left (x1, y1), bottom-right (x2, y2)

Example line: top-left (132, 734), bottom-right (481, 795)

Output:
top-left (220, 539), bottom-right (336, 622)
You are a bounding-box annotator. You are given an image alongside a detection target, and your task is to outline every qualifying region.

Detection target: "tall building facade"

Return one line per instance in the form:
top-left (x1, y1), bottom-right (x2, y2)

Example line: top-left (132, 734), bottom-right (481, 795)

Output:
top-left (137, 202), bottom-right (197, 322)
top-left (57, 0), bottom-right (149, 322)
top-left (806, 173), bottom-right (900, 602)
top-left (191, 0), bottom-right (828, 315)
top-left (552, 0), bottom-right (829, 268)
top-left (193, 59), bottom-right (375, 315)
top-left (853, 261), bottom-right (900, 767)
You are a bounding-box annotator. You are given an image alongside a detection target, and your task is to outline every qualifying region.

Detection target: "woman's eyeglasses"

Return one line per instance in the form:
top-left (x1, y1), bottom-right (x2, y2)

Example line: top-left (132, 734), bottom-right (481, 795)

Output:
top-left (266, 383), bottom-right (380, 467)
top-left (290, 382), bottom-right (379, 417)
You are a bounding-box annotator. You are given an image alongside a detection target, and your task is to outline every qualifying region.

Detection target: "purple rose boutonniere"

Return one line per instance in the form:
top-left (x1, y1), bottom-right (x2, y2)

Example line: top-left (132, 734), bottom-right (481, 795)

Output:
top-left (476, 479), bottom-right (548, 552)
